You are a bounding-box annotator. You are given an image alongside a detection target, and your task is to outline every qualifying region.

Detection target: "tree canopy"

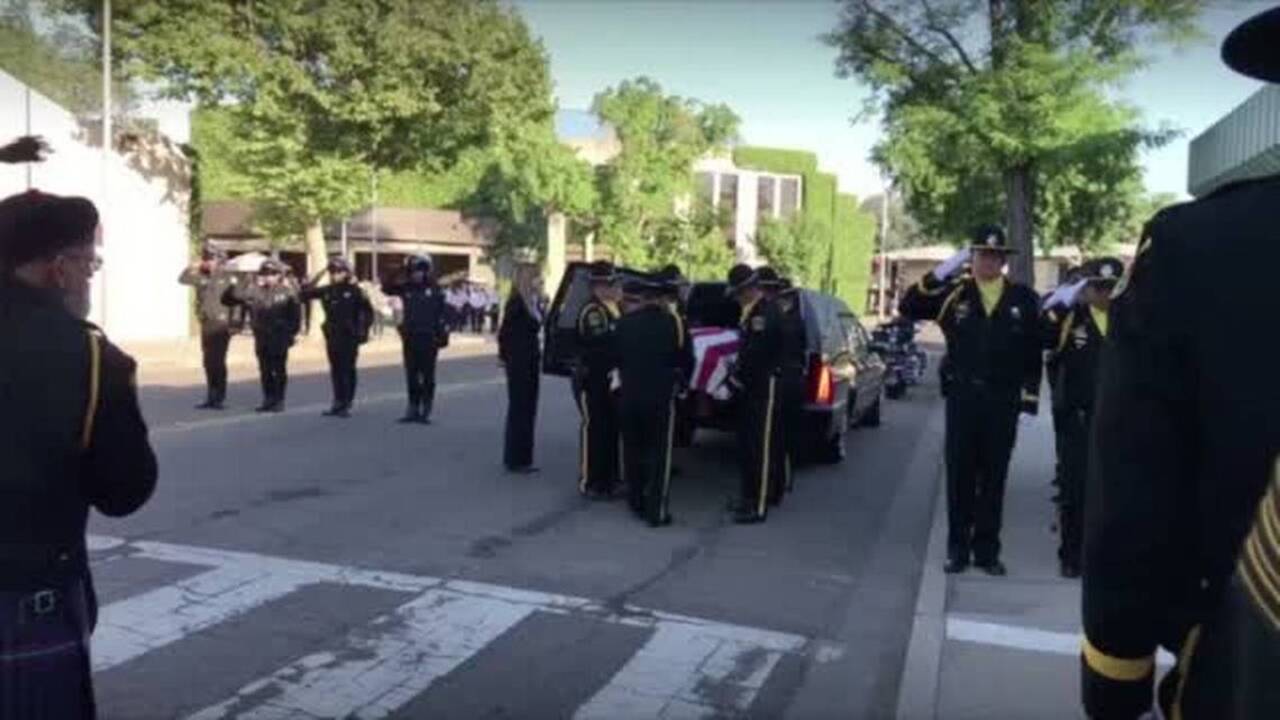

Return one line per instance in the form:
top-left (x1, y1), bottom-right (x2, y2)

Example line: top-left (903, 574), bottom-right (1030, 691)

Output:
top-left (826, 0), bottom-right (1201, 281)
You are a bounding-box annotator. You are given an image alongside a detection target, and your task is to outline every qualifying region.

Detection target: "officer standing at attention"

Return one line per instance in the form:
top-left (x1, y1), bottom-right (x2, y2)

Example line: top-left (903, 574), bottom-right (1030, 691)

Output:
top-left (382, 254), bottom-right (449, 424)
top-left (222, 259), bottom-right (301, 413)
top-left (899, 225), bottom-right (1041, 575)
top-left (1081, 9), bottom-right (1280, 718)
top-left (575, 261), bottom-right (623, 499)
top-left (0, 190), bottom-right (157, 718)
top-left (499, 264), bottom-right (545, 475)
top-left (179, 245), bottom-right (238, 410)
top-left (759, 267), bottom-right (805, 502)
top-left (614, 275), bottom-right (693, 526)
top-left (1039, 257), bottom-right (1122, 579)
top-left (656, 264), bottom-right (694, 453)
top-left (299, 256), bottom-right (374, 418)
top-left (726, 264), bottom-right (786, 524)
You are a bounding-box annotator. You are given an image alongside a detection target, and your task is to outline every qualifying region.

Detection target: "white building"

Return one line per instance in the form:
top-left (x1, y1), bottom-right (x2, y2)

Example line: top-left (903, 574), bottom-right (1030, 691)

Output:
top-left (0, 70), bottom-right (191, 341)
top-left (691, 155), bottom-right (803, 264)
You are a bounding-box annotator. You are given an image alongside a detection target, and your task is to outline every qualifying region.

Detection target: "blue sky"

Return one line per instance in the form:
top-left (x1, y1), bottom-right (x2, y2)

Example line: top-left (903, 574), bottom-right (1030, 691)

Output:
top-left (514, 0), bottom-right (1275, 203)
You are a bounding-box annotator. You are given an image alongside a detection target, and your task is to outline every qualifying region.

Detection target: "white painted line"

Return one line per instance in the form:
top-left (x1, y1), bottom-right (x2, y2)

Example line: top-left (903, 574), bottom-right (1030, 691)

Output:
top-left (945, 617), bottom-right (1176, 667)
top-left (150, 376), bottom-right (503, 435)
top-left (185, 589), bottom-right (534, 720)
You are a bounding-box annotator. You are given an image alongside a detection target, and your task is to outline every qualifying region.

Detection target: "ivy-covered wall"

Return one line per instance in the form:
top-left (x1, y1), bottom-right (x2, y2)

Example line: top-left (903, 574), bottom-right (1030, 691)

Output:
top-left (732, 146), bottom-right (875, 312)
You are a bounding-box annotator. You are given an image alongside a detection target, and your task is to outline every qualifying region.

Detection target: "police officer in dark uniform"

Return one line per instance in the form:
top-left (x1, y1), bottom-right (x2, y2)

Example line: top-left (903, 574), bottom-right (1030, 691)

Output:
top-left (899, 226), bottom-right (1041, 575)
top-left (726, 264), bottom-right (786, 524)
top-left (1040, 257), bottom-right (1122, 579)
top-left (300, 256), bottom-right (374, 418)
top-left (1081, 10), bottom-right (1280, 717)
top-left (759, 268), bottom-right (805, 502)
top-left (1042, 264), bottom-right (1084, 504)
top-left (656, 264), bottom-right (695, 453)
top-left (179, 245), bottom-right (237, 410)
top-left (222, 259), bottom-right (302, 413)
top-left (382, 254), bottom-right (449, 424)
top-left (0, 190), bottom-right (157, 719)
top-left (575, 261), bottom-right (623, 498)
top-left (614, 275), bottom-right (693, 526)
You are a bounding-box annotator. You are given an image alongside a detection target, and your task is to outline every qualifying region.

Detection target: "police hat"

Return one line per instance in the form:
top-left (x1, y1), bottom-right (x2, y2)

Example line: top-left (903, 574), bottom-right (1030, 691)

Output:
top-left (968, 224), bottom-right (1016, 254)
top-left (258, 258), bottom-right (284, 275)
top-left (328, 256), bottom-right (353, 273)
top-left (1081, 257), bottom-right (1124, 285)
top-left (725, 263), bottom-right (760, 295)
top-left (405, 254), bottom-right (432, 272)
top-left (201, 244), bottom-right (227, 262)
top-left (587, 261), bottom-right (618, 284)
top-left (1223, 7), bottom-right (1280, 83)
top-left (0, 190), bottom-right (98, 268)
top-left (756, 266), bottom-right (786, 288)
top-left (623, 276), bottom-right (665, 297)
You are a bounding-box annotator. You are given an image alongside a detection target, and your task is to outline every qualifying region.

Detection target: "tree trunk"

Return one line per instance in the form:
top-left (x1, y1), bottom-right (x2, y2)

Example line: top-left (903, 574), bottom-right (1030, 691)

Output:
top-left (305, 220), bottom-right (327, 337)
top-left (1004, 164), bottom-right (1035, 287)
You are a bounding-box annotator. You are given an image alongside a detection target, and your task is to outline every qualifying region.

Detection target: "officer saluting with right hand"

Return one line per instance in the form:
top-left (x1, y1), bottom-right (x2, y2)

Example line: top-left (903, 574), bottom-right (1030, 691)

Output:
top-left (179, 244), bottom-right (236, 410)
top-left (0, 190), bottom-right (157, 718)
top-left (575, 261), bottom-right (623, 499)
top-left (300, 256), bottom-right (374, 418)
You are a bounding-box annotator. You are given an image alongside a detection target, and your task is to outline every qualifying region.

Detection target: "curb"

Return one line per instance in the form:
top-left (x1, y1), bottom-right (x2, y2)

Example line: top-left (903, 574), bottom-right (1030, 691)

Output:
top-left (895, 434), bottom-right (948, 720)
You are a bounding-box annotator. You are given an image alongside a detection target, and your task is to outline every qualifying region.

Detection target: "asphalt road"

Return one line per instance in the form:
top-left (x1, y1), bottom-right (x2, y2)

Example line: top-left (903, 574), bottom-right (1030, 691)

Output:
top-left (88, 343), bottom-right (946, 720)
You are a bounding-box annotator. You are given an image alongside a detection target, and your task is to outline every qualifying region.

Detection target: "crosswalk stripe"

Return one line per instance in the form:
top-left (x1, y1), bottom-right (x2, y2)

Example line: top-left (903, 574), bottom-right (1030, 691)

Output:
top-left (185, 589), bottom-right (534, 720)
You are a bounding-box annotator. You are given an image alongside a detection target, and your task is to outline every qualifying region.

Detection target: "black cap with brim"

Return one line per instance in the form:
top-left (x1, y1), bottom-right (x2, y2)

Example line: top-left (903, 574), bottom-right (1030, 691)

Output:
top-left (1081, 257), bottom-right (1124, 285)
top-left (587, 261), bottom-right (618, 284)
top-left (725, 264), bottom-right (760, 296)
top-left (968, 223), bottom-right (1017, 254)
top-left (1223, 7), bottom-right (1280, 82)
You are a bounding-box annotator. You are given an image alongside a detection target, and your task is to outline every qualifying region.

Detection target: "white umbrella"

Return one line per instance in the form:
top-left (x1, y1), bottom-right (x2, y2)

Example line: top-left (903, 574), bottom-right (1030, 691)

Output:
top-left (225, 252), bottom-right (269, 273)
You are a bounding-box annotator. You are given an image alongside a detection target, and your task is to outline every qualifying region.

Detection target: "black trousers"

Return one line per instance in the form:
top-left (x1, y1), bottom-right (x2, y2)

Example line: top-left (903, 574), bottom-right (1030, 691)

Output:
top-left (777, 372), bottom-right (805, 498)
top-left (737, 376), bottom-right (780, 520)
top-left (1057, 407), bottom-right (1091, 566)
top-left (943, 385), bottom-right (1020, 564)
top-left (0, 580), bottom-right (95, 720)
top-left (622, 395), bottom-right (676, 524)
top-left (400, 332), bottom-right (439, 417)
top-left (503, 353), bottom-right (540, 469)
top-left (574, 374), bottom-right (619, 494)
top-left (256, 348), bottom-right (289, 406)
top-left (325, 335), bottom-right (360, 409)
top-left (200, 328), bottom-right (231, 403)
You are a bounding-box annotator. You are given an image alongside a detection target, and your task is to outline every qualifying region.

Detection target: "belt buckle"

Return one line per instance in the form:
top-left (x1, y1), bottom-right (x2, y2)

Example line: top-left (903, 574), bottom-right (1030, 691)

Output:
top-left (31, 590), bottom-right (57, 615)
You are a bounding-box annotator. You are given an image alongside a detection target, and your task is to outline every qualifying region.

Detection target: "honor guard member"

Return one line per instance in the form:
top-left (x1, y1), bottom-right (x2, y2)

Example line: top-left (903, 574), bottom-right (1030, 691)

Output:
top-left (1042, 264), bottom-right (1084, 503)
top-left (1040, 257), bottom-right (1122, 579)
top-left (1081, 10), bottom-right (1280, 718)
top-left (222, 259), bottom-right (302, 413)
top-left (614, 275), bottom-right (693, 525)
top-left (759, 267), bottom-right (804, 502)
top-left (656, 264), bottom-right (695, 452)
top-left (300, 256), bottom-right (374, 418)
top-left (726, 264), bottom-right (786, 524)
top-left (0, 190), bottom-right (157, 718)
top-left (899, 225), bottom-right (1041, 575)
top-left (382, 254), bottom-right (449, 424)
top-left (575, 261), bottom-right (623, 498)
top-left (179, 245), bottom-right (237, 409)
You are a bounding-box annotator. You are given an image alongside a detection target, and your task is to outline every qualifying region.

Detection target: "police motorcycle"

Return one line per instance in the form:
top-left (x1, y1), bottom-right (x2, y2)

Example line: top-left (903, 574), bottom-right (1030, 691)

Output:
top-left (869, 317), bottom-right (927, 400)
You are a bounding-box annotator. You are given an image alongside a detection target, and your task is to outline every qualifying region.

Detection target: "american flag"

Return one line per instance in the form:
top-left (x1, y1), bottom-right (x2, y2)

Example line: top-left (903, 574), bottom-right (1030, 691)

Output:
top-left (690, 327), bottom-right (741, 400)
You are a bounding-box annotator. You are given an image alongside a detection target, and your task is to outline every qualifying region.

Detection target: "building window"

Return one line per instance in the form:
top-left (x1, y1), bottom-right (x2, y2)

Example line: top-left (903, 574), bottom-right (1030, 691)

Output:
top-left (719, 173), bottom-right (738, 239)
top-left (757, 176), bottom-right (776, 220)
top-left (695, 172), bottom-right (716, 208)
top-left (779, 177), bottom-right (800, 218)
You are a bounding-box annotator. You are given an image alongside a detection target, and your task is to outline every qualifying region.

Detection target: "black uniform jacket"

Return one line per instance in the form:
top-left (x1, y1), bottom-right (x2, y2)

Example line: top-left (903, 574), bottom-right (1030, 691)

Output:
top-left (612, 304), bottom-right (693, 406)
top-left (222, 283), bottom-right (301, 353)
top-left (1041, 303), bottom-right (1105, 414)
top-left (733, 297), bottom-right (785, 390)
top-left (899, 273), bottom-right (1042, 407)
top-left (0, 279), bottom-right (157, 592)
top-left (299, 281), bottom-right (374, 342)
top-left (499, 293), bottom-right (542, 366)
top-left (383, 281), bottom-right (448, 339)
top-left (576, 298), bottom-right (620, 382)
top-left (1081, 175), bottom-right (1280, 719)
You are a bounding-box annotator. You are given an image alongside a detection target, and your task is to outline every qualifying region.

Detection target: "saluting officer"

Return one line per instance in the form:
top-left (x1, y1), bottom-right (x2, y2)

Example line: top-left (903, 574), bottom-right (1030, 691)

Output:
top-left (575, 261), bottom-right (623, 498)
top-left (1081, 9), bottom-right (1280, 718)
top-left (299, 256), bottom-right (374, 418)
top-left (179, 245), bottom-right (237, 410)
top-left (614, 275), bottom-right (693, 525)
top-left (899, 226), bottom-right (1041, 575)
top-left (222, 259), bottom-right (302, 413)
top-left (382, 254), bottom-right (449, 424)
top-left (726, 264), bottom-right (786, 524)
top-left (1040, 257), bottom-right (1122, 579)
top-left (759, 267), bottom-right (804, 502)
top-left (0, 190), bottom-right (157, 718)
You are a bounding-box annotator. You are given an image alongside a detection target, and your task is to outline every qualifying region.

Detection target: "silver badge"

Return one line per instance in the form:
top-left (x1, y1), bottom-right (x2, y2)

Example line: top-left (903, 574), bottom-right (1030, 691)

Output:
top-left (986, 234), bottom-right (998, 246)
top-left (1011, 306), bottom-right (1022, 320)
top-left (955, 301), bottom-right (971, 320)
top-left (1101, 264), bottom-right (1115, 279)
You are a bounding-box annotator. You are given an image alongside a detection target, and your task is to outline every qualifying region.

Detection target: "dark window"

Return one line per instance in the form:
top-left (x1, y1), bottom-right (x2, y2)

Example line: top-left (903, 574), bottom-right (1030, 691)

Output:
top-left (779, 177), bottom-right (800, 218)
top-left (757, 176), bottom-right (776, 220)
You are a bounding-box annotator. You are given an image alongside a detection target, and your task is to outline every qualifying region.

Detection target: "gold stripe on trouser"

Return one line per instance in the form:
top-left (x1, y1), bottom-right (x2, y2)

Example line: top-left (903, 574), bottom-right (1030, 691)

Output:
top-left (579, 390), bottom-right (590, 494)
top-left (81, 331), bottom-right (102, 450)
top-left (1171, 625), bottom-right (1203, 720)
top-left (661, 397), bottom-right (676, 520)
top-left (757, 377), bottom-right (776, 518)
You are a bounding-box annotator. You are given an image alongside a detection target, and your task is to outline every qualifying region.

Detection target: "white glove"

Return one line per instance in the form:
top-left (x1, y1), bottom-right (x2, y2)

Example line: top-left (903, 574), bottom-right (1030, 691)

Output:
top-left (1044, 279), bottom-right (1088, 309)
top-left (932, 247), bottom-right (971, 281)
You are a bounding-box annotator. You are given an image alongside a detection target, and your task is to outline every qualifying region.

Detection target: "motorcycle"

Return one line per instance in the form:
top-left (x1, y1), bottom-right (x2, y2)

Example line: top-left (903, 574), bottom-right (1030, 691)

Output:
top-left (869, 319), bottom-right (928, 400)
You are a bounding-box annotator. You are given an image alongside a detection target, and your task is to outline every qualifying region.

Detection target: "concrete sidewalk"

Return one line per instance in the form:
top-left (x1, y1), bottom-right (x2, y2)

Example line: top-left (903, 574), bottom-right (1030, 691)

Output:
top-left (898, 406), bottom-right (1094, 719)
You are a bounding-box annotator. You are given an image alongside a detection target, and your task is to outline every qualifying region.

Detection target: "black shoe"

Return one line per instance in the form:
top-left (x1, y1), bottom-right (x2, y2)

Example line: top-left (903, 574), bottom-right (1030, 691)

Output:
top-left (586, 487), bottom-right (619, 502)
top-left (254, 403), bottom-right (273, 413)
top-left (268, 403), bottom-right (285, 413)
top-left (322, 407), bottom-right (340, 417)
top-left (944, 557), bottom-right (969, 574)
top-left (196, 399), bottom-right (219, 410)
top-left (1059, 559), bottom-right (1081, 579)
top-left (648, 514), bottom-right (674, 528)
top-left (415, 415), bottom-right (432, 425)
top-left (976, 560), bottom-right (1007, 577)
top-left (397, 413), bottom-right (420, 424)
top-left (505, 465), bottom-right (540, 475)
top-left (732, 509), bottom-right (766, 525)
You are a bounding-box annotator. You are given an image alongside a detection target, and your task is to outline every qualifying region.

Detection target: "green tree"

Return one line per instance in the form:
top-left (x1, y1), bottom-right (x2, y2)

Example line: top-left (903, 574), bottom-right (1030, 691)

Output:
top-left (753, 214), bottom-right (828, 287)
top-left (649, 203), bottom-right (737, 281)
top-left (591, 77), bottom-right (740, 267)
top-left (859, 191), bottom-right (931, 250)
top-left (826, 0), bottom-right (1200, 283)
